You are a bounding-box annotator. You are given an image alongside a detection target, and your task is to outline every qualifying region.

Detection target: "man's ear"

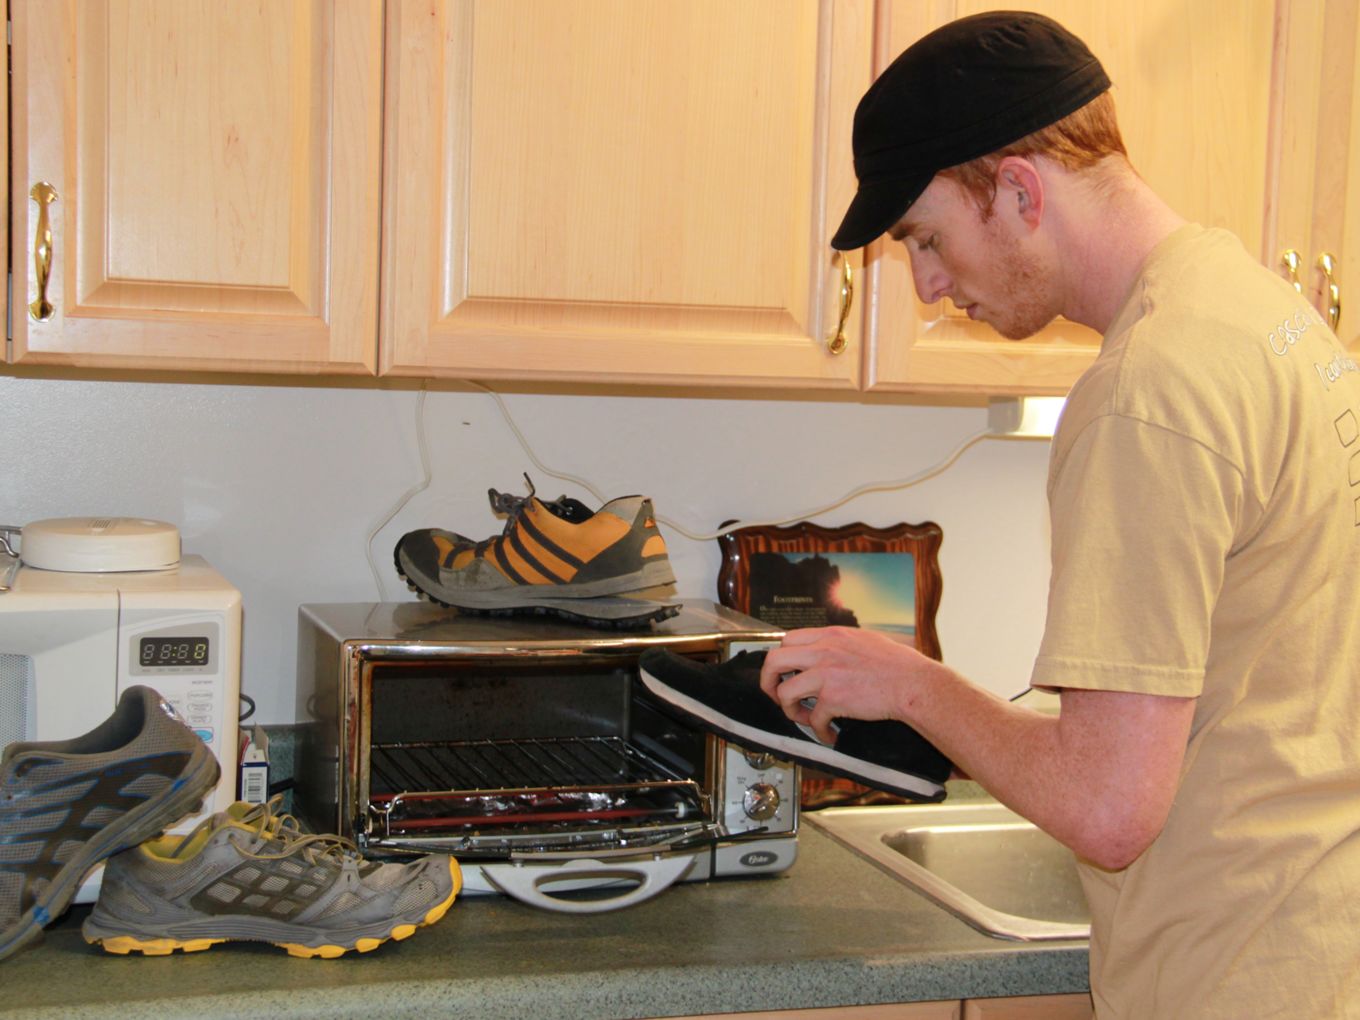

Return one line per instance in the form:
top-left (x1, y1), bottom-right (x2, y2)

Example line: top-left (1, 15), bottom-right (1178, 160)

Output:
top-left (995, 156), bottom-right (1044, 228)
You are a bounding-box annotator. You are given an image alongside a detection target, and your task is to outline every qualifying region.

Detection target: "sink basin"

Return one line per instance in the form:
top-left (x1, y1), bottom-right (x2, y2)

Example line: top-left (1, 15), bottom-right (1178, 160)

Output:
top-left (805, 801), bottom-right (1090, 942)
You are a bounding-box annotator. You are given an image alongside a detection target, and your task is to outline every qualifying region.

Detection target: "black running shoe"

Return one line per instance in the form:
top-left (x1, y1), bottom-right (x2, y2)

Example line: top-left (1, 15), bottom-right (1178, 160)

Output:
top-left (638, 648), bottom-right (952, 802)
top-left (0, 686), bottom-right (220, 962)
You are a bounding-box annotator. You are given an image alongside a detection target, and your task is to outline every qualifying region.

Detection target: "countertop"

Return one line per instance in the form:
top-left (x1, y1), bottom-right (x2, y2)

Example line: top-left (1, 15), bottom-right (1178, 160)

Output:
top-left (1, 825), bottom-right (1088, 1019)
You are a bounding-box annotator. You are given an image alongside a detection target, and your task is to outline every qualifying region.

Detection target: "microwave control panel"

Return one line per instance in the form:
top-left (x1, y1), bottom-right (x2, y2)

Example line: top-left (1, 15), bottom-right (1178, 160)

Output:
top-left (123, 617), bottom-right (227, 742)
top-left (117, 593), bottom-right (241, 838)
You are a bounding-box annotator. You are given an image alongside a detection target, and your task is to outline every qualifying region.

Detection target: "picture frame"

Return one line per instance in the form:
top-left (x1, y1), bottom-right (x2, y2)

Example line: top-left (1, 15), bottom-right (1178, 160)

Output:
top-left (717, 520), bottom-right (943, 661)
top-left (716, 519), bottom-right (944, 808)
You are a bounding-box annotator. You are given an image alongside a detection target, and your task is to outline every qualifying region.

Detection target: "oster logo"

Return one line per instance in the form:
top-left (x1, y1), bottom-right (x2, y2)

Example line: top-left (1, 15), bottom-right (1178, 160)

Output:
top-left (740, 850), bottom-right (778, 868)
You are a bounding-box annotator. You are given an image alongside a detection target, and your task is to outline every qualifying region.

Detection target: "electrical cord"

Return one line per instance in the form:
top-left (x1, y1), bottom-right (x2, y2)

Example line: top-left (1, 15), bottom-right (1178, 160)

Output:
top-left (470, 382), bottom-right (612, 504)
top-left (470, 381), bottom-right (990, 541)
top-left (366, 381), bottom-right (993, 596)
top-left (654, 428), bottom-right (989, 542)
top-left (365, 384), bottom-right (433, 600)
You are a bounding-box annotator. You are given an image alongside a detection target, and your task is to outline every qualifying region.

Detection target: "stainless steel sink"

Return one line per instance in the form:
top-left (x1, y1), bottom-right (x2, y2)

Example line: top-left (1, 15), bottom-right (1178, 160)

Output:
top-left (805, 801), bottom-right (1090, 942)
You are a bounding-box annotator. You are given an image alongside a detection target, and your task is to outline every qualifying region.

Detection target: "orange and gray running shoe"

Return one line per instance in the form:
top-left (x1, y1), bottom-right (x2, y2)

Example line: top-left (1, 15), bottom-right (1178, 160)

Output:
top-left (394, 478), bottom-right (679, 627)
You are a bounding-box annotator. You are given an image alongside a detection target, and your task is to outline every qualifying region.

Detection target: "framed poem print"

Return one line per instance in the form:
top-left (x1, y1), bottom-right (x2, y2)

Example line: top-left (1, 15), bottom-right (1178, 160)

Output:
top-left (716, 519), bottom-right (944, 808)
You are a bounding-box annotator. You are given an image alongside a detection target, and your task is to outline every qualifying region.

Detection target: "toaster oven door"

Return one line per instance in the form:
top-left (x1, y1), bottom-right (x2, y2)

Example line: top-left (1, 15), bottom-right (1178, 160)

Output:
top-left (359, 656), bottom-right (718, 838)
top-left (353, 654), bottom-right (733, 912)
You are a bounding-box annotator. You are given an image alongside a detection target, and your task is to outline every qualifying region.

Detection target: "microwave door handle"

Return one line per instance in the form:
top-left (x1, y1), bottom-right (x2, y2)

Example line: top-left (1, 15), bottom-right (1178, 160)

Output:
top-left (477, 853), bottom-right (699, 914)
top-left (0, 526), bottom-right (19, 591)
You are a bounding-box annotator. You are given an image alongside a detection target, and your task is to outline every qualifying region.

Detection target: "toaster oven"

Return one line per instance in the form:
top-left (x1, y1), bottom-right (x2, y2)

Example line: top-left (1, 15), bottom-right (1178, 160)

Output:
top-left (294, 600), bottom-right (795, 913)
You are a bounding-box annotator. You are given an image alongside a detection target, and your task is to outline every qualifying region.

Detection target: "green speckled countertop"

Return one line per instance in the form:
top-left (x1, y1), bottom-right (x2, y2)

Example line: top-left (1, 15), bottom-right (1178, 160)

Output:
top-left (1, 824), bottom-right (1087, 1019)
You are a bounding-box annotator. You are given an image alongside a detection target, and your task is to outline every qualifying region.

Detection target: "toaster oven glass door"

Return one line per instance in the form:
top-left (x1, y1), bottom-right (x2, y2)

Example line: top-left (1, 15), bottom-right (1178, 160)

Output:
top-left (362, 656), bottom-right (716, 848)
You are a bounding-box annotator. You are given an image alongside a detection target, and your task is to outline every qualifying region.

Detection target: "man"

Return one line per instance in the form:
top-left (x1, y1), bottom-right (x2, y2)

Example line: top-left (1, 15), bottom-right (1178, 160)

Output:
top-left (639, 8), bottom-right (1360, 1012)
top-left (765, 11), bottom-right (1360, 1020)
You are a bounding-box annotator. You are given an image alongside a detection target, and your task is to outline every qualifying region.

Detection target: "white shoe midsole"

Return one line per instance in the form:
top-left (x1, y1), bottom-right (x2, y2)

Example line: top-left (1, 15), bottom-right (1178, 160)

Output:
top-left (638, 671), bottom-right (943, 799)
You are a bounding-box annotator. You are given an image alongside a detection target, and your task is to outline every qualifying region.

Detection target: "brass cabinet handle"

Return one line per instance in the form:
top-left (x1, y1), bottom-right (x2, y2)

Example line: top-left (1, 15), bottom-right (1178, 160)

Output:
top-left (826, 256), bottom-right (853, 355)
top-left (1280, 249), bottom-right (1303, 294)
top-left (29, 182), bottom-right (58, 322)
top-left (1317, 251), bottom-right (1341, 331)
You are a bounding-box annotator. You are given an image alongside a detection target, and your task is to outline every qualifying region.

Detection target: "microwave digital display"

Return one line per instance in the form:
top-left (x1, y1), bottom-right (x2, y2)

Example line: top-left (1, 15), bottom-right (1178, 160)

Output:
top-left (138, 636), bottom-right (210, 669)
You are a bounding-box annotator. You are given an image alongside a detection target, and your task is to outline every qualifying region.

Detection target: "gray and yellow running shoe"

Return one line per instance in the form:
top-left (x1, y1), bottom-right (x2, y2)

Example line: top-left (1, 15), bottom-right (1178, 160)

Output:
top-left (82, 797), bottom-right (461, 958)
top-left (0, 685), bottom-right (220, 962)
top-left (394, 477), bottom-right (679, 627)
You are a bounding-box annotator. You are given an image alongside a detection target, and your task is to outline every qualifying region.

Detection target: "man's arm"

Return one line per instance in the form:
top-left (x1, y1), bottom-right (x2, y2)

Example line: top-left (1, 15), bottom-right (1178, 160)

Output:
top-left (760, 626), bottom-right (1195, 871)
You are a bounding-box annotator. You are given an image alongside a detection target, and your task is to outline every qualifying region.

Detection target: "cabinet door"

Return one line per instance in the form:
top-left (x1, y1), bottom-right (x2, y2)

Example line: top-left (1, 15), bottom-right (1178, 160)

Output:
top-left (865, 0), bottom-right (1277, 394)
top-left (962, 993), bottom-right (1093, 1020)
top-left (1266, 0), bottom-right (1359, 350)
top-left (9, 0), bottom-right (382, 374)
top-left (675, 1003), bottom-right (960, 1020)
top-left (381, 0), bottom-right (871, 388)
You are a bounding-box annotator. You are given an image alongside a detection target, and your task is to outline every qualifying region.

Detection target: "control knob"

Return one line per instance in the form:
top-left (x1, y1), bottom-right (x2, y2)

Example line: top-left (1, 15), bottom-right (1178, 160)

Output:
top-left (742, 782), bottom-right (782, 821)
top-left (742, 750), bottom-right (778, 770)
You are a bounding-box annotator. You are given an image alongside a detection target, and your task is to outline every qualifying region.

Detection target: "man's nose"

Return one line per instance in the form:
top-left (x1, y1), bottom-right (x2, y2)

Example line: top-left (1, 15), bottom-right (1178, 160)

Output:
top-left (910, 254), bottom-right (950, 305)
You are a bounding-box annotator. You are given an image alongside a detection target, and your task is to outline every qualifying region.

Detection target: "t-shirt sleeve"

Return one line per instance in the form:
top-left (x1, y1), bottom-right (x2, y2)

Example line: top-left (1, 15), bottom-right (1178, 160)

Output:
top-left (1031, 413), bottom-right (1244, 696)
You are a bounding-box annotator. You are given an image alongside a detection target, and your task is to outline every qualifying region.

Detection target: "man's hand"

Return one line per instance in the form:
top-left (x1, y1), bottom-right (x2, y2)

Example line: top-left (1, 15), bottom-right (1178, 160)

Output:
top-left (758, 626), bottom-right (946, 742)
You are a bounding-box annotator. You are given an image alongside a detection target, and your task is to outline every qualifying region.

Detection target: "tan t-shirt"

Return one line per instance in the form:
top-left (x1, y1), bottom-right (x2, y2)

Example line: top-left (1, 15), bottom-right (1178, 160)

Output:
top-left (1032, 225), bottom-right (1360, 1019)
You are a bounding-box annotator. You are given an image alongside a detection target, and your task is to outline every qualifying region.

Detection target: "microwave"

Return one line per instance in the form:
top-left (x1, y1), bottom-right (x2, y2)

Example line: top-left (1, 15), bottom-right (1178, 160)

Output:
top-left (0, 554), bottom-right (243, 901)
top-left (295, 600), bottom-right (796, 913)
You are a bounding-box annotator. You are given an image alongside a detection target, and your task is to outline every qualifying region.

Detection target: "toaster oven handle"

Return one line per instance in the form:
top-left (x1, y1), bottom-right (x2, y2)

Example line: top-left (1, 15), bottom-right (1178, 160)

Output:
top-left (476, 853), bottom-right (699, 914)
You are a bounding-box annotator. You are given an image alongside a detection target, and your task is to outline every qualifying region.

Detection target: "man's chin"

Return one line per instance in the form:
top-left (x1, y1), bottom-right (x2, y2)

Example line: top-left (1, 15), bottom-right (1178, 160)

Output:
top-left (994, 314), bottom-right (1059, 341)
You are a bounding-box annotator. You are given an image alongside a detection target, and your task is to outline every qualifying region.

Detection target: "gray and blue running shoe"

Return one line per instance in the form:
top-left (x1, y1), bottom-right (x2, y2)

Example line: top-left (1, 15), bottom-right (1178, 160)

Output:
top-left (0, 685), bottom-right (220, 962)
top-left (82, 796), bottom-right (461, 958)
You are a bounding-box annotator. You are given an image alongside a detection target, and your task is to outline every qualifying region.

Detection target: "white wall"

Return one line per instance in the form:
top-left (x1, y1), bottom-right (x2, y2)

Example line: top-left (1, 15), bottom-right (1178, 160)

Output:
top-left (1, 374), bottom-right (1053, 723)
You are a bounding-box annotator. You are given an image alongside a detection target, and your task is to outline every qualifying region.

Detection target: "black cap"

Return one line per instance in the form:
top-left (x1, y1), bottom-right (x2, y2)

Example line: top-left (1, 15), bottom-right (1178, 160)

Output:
top-left (831, 11), bottom-right (1111, 251)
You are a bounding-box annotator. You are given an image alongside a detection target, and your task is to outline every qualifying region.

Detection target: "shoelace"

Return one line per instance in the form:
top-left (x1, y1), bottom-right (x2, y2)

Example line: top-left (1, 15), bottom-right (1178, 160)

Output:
top-left (169, 795), bottom-right (360, 867)
top-left (468, 475), bottom-right (591, 556)
top-left (488, 473), bottom-right (536, 519)
top-left (465, 486), bottom-right (533, 558)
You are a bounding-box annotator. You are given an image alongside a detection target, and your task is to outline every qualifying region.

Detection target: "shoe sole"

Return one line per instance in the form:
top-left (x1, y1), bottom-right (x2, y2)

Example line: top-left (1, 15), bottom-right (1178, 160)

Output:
top-left (84, 857), bottom-right (462, 959)
top-left (638, 668), bottom-right (945, 802)
top-left (0, 742), bottom-right (221, 963)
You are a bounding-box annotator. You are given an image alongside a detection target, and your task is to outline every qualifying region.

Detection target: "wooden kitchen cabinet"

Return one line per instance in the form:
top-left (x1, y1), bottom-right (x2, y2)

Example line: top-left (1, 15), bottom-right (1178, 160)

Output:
top-left (8, 0), bottom-right (383, 374)
top-left (673, 1002), bottom-right (961, 1019)
top-left (6, 1), bottom-right (1353, 392)
top-left (962, 992), bottom-right (1093, 1019)
top-left (670, 993), bottom-right (1092, 1019)
top-left (379, 0), bottom-right (872, 388)
top-left (5, 0), bottom-right (869, 387)
top-left (864, 0), bottom-right (1280, 394)
top-left (1265, 0), bottom-right (1360, 351)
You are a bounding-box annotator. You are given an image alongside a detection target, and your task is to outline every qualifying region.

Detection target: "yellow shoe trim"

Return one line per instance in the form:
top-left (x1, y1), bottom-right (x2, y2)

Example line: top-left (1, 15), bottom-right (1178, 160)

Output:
top-left (282, 941), bottom-right (347, 959)
top-left (90, 935), bottom-right (224, 956)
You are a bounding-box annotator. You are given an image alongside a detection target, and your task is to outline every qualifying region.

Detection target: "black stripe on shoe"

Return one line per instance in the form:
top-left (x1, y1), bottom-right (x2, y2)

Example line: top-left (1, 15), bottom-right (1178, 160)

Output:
top-left (517, 514), bottom-right (586, 571)
top-left (491, 540), bottom-right (532, 585)
top-left (508, 526), bottom-right (570, 584)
